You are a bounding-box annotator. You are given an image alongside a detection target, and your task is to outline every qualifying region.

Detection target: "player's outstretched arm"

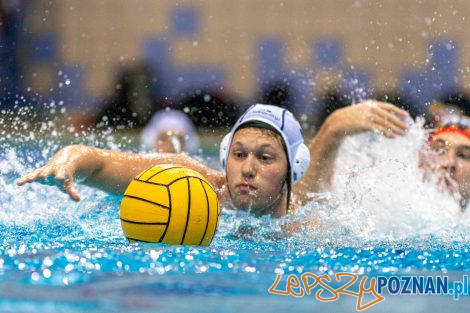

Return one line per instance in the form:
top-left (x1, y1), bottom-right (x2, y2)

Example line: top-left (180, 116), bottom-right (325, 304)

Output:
top-left (17, 145), bottom-right (225, 201)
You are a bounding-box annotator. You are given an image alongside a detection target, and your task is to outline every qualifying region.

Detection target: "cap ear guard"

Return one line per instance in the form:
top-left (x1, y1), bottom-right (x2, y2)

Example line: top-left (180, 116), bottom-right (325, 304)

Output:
top-left (291, 143), bottom-right (310, 185)
top-left (219, 133), bottom-right (231, 171)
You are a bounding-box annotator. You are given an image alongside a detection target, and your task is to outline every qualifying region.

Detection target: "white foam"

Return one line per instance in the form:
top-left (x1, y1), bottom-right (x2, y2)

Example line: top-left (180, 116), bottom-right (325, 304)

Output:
top-left (314, 118), bottom-right (470, 241)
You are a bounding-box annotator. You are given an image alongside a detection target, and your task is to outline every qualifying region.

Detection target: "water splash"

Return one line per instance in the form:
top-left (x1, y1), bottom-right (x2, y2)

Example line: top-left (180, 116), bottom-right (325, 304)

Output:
top-left (315, 117), bottom-right (470, 241)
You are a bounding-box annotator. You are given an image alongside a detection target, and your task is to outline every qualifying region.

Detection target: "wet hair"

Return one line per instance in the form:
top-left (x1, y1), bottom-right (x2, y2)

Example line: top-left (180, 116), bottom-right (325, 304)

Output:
top-left (233, 121), bottom-right (292, 214)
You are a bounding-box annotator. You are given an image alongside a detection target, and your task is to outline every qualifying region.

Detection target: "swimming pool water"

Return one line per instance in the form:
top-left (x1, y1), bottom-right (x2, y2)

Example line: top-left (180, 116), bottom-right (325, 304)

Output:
top-left (1, 137), bottom-right (470, 312)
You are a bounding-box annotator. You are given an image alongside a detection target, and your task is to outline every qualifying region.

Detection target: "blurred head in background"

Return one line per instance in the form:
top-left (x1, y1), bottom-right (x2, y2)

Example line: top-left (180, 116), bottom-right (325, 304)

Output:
top-left (141, 109), bottom-right (199, 154)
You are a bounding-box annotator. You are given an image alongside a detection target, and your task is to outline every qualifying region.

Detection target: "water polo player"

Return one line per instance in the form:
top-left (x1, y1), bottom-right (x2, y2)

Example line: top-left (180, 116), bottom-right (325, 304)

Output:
top-left (18, 104), bottom-right (309, 217)
top-left (17, 102), bottom-right (408, 217)
top-left (426, 115), bottom-right (470, 210)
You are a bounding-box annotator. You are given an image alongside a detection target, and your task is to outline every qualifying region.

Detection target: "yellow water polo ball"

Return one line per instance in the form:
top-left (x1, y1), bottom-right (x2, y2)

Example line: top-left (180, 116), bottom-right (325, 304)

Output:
top-left (120, 164), bottom-right (220, 246)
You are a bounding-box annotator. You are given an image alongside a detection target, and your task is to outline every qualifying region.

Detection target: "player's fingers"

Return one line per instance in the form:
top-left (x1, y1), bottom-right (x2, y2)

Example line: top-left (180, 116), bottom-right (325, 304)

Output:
top-left (17, 167), bottom-right (50, 185)
top-left (376, 101), bottom-right (409, 117)
top-left (371, 106), bottom-right (407, 135)
top-left (63, 175), bottom-right (81, 202)
top-left (371, 120), bottom-right (396, 138)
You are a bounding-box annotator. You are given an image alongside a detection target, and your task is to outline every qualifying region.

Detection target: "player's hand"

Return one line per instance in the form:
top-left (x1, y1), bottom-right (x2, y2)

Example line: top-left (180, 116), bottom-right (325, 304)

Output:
top-left (16, 145), bottom-right (92, 201)
top-left (326, 100), bottom-right (409, 139)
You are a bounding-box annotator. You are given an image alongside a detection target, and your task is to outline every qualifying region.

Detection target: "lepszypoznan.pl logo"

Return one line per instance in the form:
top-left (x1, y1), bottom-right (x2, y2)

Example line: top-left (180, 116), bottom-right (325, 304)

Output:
top-left (269, 272), bottom-right (469, 310)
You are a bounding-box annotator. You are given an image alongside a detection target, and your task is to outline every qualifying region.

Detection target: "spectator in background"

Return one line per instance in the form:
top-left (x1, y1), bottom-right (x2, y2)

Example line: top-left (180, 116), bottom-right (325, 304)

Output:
top-left (179, 89), bottom-right (240, 133)
top-left (427, 101), bottom-right (464, 128)
top-left (258, 80), bottom-right (294, 111)
top-left (140, 109), bottom-right (199, 154)
top-left (426, 92), bottom-right (470, 128)
top-left (314, 89), bottom-right (351, 130)
top-left (95, 63), bottom-right (157, 129)
top-left (440, 91), bottom-right (470, 115)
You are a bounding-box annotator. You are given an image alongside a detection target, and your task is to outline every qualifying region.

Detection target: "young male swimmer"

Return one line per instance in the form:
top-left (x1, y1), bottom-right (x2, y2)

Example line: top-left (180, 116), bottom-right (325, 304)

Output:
top-left (424, 115), bottom-right (470, 210)
top-left (17, 102), bottom-right (408, 217)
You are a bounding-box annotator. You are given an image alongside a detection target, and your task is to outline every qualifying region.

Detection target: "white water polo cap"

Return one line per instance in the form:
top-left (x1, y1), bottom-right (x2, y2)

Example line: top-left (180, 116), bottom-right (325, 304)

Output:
top-left (219, 104), bottom-right (310, 185)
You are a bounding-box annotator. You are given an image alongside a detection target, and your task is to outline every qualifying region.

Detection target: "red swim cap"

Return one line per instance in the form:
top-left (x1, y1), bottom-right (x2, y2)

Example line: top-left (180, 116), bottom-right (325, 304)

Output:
top-left (429, 115), bottom-right (470, 142)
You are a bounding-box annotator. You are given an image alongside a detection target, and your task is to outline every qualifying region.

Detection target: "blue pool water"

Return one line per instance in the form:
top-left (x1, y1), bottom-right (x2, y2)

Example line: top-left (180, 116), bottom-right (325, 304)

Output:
top-left (1, 122), bottom-right (470, 312)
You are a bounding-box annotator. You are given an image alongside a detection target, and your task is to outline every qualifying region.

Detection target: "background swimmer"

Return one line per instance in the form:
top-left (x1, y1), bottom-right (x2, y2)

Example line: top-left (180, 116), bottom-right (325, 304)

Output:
top-left (425, 115), bottom-right (470, 210)
top-left (140, 109), bottom-right (199, 154)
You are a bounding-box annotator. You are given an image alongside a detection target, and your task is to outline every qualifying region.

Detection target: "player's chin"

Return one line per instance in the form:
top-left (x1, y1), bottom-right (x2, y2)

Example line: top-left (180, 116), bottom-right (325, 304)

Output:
top-left (232, 195), bottom-right (255, 211)
top-left (234, 197), bottom-right (271, 215)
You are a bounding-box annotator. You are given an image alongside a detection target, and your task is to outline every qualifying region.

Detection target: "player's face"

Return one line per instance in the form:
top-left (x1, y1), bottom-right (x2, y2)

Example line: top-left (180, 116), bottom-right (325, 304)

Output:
top-left (430, 132), bottom-right (470, 200)
top-left (226, 127), bottom-right (288, 216)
